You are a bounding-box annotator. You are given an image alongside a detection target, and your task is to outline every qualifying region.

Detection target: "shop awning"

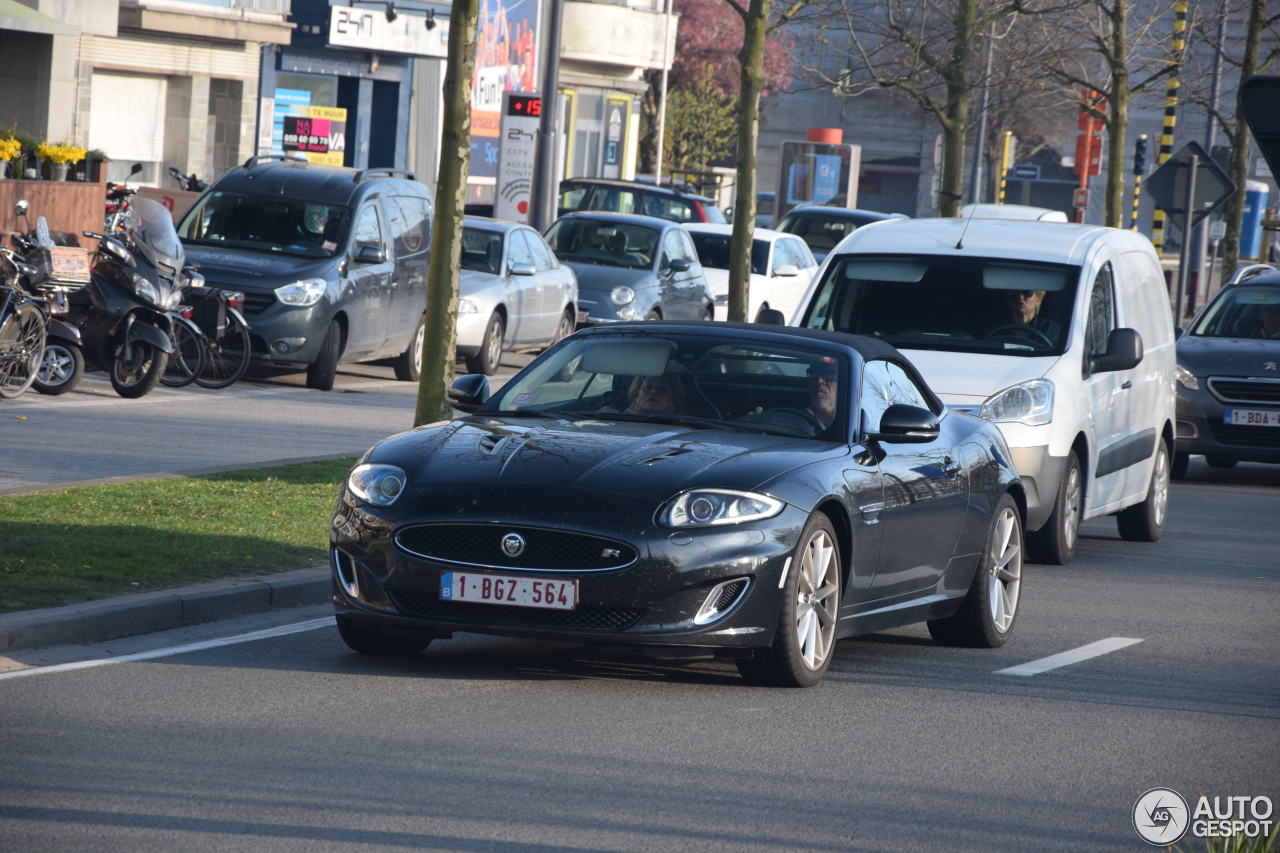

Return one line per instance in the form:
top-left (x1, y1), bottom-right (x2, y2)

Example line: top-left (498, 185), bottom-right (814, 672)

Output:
top-left (0, 0), bottom-right (81, 37)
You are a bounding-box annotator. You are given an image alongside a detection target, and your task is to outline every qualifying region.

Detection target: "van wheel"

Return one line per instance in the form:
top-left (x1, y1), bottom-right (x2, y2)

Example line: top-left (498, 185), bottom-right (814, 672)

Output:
top-left (1170, 451), bottom-right (1189, 480)
top-left (1026, 450), bottom-right (1081, 565)
top-left (306, 320), bottom-right (342, 391)
top-left (465, 313), bottom-right (504, 375)
top-left (393, 315), bottom-right (424, 381)
top-left (1117, 441), bottom-right (1170, 542)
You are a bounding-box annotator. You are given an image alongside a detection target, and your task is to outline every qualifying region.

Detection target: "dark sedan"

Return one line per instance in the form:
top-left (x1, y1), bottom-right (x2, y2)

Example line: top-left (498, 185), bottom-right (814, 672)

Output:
top-left (330, 323), bottom-right (1026, 687)
top-left (544, 212), bottom-right (713, 326)
top-left (1173, 272), bottom-right (1280, 477)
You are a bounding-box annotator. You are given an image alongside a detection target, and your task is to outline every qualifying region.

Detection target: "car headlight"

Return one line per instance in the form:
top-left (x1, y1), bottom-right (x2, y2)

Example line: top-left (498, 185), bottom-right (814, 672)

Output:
top-left (980, 379), bottom-right (1054, 426)
top-left (661, 489), bottom-right (784, 528)
top-left (132, 274), bottom-right (161, 308)
top-left (611, 285), bottom-right (635, 305)
top-left (346, 463), bottom-right (407, 507)
top-left (275, 278), bottom-right (327, 307)
top-left (458, 297), bottom-right (480, 314)
top-left (1175, 365), bottom-right (1199, 390)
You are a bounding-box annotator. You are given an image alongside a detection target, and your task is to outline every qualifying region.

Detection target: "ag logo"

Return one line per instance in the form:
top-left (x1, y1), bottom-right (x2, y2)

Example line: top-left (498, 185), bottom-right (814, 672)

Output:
top-left (501, 532), bottom-right (526, 558)
top-left (1134, 788), bottom-right (1190, 845)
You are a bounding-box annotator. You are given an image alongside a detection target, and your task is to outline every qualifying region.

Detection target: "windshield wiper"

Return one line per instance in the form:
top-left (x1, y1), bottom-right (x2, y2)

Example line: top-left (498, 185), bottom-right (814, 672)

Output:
top-left (592, 412), bottom-right (752, 432)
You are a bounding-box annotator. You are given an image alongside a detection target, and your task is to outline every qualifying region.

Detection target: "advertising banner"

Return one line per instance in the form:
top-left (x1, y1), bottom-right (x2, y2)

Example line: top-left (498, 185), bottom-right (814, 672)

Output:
top-left (470, 0), bottom-right (541, 181)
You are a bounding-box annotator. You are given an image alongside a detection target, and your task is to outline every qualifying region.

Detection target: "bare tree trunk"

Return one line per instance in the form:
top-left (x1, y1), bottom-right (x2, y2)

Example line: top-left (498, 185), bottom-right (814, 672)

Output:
top-left (414, 0), bottom-right (481, 426)
top-left (1103, 0), bottom-right (1130, 227)
top-left (727, 0), bottom-right (768, 323)
top-left (1221, 0), bottom-right (1265, 276)
top-left (939, 0), bottom-right (975, 217)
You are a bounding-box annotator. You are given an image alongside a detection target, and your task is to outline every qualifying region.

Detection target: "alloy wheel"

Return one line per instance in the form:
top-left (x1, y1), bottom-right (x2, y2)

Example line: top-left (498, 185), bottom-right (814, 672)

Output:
top-left (1152, 447), bottom-right (1170, 528)
top-left (1063, 464), bottom-right (1081, 550)
top-left (795, 528), bottom-right (839, 670)
top-left (986, 506), bottom-right (1022, 633)
top-left (38, 344), bottom-right (76, 386)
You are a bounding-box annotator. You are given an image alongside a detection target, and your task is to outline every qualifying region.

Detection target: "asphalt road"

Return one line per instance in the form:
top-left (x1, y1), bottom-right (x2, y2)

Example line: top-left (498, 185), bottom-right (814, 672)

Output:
top-left (0, 460), bottom-right (1276, 851)
top-left (0, 356), bottom-right (531, 494)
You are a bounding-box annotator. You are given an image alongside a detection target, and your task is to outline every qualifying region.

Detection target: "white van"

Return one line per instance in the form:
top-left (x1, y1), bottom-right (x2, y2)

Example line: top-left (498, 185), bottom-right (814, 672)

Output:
top-left (792, 217), bottom-right (1176, 564)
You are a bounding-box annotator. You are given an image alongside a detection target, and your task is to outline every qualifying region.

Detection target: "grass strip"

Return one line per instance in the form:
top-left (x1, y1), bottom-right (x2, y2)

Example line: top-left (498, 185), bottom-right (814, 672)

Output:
top-left (0, 458), bottom-right (355, 613)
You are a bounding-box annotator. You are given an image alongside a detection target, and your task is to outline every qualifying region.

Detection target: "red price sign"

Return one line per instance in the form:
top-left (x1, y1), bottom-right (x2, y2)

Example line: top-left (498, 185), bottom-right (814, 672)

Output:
top-left (507, 95), bottom-right (542, 118)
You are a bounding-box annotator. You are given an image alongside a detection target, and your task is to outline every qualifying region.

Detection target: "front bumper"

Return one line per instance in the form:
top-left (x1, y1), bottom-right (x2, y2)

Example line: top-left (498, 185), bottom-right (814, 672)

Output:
top-left (330, 488), bottom-right (805, 651)
top-left (1008, 445), bottom-right (1068, 532)
top-left (575, 295), bottom-right (640, 327)
top-left (239, 297), bottom-right (329, 367)
top-left (454, 310), bottom-right (490, 356)
top-left (1176, 384), bottom-right (1280, 464)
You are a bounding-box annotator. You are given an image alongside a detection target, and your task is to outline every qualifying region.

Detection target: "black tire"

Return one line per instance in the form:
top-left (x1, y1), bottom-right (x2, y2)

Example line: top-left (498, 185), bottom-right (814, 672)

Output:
top-left (465, 312), bottom-right (504, 375)
top-left (1117, 440), bottom-right (1170, 542)
top-left (392, 314), bottom-right (425, 381)
top-left (110, 339), bottom-right (168, 398)
top-left (161, 320), bottom-right (204, 388)
top-left (737, 512), bottom-right (842, 688)
top-left (336, 615), bottom-right (432, 656)
top-left (928, 493), bottom-right (1023, 647)
top-left (33, 341), bottom-right (84, 395)
top-left (306, 319), bottom-right (342, 390)
top-left (196, 309), bottom-right (251, 389)
top-left (1026, 450), bottom-right (1082, 565)
top-left (1170, 451), bottom-right (1189, 480)
top-left (0, 301), bottom-right (46, 399)
top-left (547, 307), bottom-right (575, 349)
top-left (645, 308), bottom-right (662, 321)
top-left (1204, 455), bottom-right (1237, 469)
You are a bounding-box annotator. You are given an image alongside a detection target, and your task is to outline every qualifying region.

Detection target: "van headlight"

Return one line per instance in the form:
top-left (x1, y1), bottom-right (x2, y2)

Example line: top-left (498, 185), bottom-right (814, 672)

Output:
top-left (275, 278), bottom-right (327, 307)
top-left (661, 489), bottom-right (783, 528)
top-left (980, 379), bottom-right (1054, 426)
top-left (346, 463), bottom-right (407, 507)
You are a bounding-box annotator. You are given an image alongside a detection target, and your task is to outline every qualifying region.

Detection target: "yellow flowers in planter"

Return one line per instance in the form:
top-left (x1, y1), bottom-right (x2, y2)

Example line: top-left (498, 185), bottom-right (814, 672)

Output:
top-left (0, 137), bottom-right (21, 161)
top-left (36, 142), bottom-right (87, 165)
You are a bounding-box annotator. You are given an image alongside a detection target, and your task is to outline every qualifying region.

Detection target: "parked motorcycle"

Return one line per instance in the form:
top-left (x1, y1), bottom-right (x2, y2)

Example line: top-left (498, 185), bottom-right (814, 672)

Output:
top-left (78, 196), bottom-right (182, 398)
top-left (7, 200), bottom-right (92, 395)
top-left (167, 166), bottom-right (207, 192)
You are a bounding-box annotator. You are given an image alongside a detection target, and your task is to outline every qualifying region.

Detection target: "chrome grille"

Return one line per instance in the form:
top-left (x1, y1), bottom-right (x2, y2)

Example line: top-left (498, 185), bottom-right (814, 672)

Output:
top-left (395, 524), bottom-right (637, 571)
top-left (389, 589), bottom-right (644, 632)
top-left (1207, 377), bottom-right (1280, 405)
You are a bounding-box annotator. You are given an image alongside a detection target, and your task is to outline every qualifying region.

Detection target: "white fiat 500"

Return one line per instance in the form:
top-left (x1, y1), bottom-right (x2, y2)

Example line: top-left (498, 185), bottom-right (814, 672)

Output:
top-left (792, 217), bottom-right (1176, 565)
top-left (686, 223), bottom-right (819, 323)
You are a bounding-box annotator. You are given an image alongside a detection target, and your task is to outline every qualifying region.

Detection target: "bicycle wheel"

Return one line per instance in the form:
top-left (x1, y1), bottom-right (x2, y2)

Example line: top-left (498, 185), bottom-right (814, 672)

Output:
top-left (161, 318), bottom-right (205, 388)
top-left (0, 300), bottom-right (47, 399)
top-left (196, 309), bottom-right (251, 389)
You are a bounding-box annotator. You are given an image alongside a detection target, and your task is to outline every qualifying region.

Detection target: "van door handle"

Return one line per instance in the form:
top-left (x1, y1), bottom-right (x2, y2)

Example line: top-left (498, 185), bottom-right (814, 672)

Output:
top-left (1120, 380), bottom-right (1133, 389)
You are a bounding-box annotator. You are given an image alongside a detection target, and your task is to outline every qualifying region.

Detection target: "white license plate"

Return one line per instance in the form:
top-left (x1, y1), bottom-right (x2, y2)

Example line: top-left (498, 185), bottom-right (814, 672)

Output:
top-left (440, 571), bottom-right (577, 610)
top-left (1224, 408), bottom-right (1280, 427)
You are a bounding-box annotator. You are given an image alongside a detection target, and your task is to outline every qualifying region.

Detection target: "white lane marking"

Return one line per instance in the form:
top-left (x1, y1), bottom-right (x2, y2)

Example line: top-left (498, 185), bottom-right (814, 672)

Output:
top-left (996, 637), bottom-right (1144, 676)
top-left (0, 617), bottom-right (332, 683)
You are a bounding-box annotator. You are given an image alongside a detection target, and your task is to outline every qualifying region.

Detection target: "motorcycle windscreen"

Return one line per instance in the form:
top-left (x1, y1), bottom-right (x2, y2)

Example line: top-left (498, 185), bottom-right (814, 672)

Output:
top-left (129, 197), bottom-right (186, 272)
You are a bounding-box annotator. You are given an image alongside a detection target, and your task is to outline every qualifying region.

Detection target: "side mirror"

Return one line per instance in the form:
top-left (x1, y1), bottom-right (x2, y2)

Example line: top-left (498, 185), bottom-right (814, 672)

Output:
top-left (666, 257), bottom-right (691, 274)
top-left (508, 261), bottom-right (536, 276)
top-left (14, 200), bottom-right (29, 217)
top-left (1174, 326), bottom-right (1185, 339)
top-left (755, 308), bottom-right (786, 326)
top-left (773, 263), bottom-right (800, 277)
top-left (129, 162), bottom-right (143, 176)
top-left (448, 374), bottom-right (490, 412)
top-left (868, 404), bottom-right (940, 444)
top-left (354, 244), bottom-right (387, 264)
top-left (1090, 327), bottom-right (1143, 373)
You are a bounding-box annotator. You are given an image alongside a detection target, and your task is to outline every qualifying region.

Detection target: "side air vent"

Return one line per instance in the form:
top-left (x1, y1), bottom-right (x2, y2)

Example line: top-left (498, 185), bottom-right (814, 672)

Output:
top-left (694, 578), bottom-right (750, 625)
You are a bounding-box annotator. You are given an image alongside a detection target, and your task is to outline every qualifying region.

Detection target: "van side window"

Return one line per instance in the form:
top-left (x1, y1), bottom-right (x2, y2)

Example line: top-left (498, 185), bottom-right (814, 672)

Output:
top-left (388, 196), bottom-right (428, 255)
top-left (1085, 263), bottom-right (1116, 359)
top-left (354, 204), bottom-right (382, 247)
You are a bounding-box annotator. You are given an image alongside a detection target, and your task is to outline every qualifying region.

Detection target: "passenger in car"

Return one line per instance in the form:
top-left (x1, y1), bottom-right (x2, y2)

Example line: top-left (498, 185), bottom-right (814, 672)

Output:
top-left (599, 374), bottom-right (686, 415)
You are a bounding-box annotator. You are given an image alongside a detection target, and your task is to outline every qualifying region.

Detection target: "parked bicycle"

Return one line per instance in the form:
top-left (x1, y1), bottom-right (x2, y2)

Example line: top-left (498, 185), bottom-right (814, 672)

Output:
top-left (162, 281), bottom-right (252, 390)
top-left (0, 249), bottom-right (47, 400)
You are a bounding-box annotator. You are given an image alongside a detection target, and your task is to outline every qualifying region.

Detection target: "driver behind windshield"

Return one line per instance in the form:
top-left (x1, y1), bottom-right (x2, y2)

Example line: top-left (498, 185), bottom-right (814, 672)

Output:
top-left (807, 360), bottom-right (839, 431)
top-left (996, 289), bottom-right (1062, 343)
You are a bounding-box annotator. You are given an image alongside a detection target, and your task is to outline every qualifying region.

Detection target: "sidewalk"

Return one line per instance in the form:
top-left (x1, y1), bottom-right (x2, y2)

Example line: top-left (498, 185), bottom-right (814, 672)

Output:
top-left (0, 566), bottom-right (330, 653)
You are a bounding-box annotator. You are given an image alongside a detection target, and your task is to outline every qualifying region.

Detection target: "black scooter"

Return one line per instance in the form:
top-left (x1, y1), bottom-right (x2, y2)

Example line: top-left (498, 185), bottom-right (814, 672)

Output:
top-left (77, 197), bottom-right (184, 398)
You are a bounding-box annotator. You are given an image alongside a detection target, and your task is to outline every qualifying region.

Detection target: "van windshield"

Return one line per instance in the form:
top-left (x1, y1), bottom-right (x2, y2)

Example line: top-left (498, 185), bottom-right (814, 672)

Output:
top-left (800, 254), bottom-right (1080, 356)
top-left (178, 192), bottom-right (349, 259)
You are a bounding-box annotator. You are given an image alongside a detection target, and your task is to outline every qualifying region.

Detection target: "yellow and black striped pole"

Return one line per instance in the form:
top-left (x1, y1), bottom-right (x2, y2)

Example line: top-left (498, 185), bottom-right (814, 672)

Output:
top-left (997, 131), bottom-right (1013, 204)
top-left (1130, 134), bottom-right (1148, 231)
top-left (1150, 0), bottom-right (1188, 250)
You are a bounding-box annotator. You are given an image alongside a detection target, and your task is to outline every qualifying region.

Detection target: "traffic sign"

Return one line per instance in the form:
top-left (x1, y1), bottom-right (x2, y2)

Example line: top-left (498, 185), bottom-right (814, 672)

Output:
top-left (1012, 164), bottom-right (1039, 180)
top-left (1073, 187), bottom-right (1089, 208)
top-left (1144, 141), bottom-right (1236, 232)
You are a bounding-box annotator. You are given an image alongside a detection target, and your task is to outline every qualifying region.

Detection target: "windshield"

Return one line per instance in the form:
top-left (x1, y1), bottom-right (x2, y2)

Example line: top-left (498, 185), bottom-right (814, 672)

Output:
top-left (178, 191), bottom-right (349, 259)
top-left (801, 254), bottom-right (1079, 356)
top-left (461, 226), bottom-right (504, 274)
top-left (544, 220), bottom-right (660, 269)
top-left (129, 197), bottom-right (185, 270)
top-left (1190, 285), bottom-right (1280, 339)
top-left (689, 233), bottom-right (769, 276)
top-left (484, 332), bottom-right (850, 440)
top-left (776, 212), bottom-right (877, 256)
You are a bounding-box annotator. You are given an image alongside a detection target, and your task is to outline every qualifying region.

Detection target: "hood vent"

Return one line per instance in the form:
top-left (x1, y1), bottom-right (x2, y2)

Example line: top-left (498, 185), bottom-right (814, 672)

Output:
top-left (632, 445), bottom-right (695, 466)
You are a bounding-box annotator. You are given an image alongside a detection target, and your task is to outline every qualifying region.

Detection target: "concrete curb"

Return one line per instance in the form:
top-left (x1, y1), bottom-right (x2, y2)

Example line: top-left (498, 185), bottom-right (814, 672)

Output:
top-left (0, 566), bottom-right (330, 653)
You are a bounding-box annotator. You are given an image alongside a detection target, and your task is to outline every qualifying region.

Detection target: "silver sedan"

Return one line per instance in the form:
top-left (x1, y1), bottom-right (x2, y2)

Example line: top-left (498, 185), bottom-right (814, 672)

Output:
top-left (457, 219), bottom-right (578, 375)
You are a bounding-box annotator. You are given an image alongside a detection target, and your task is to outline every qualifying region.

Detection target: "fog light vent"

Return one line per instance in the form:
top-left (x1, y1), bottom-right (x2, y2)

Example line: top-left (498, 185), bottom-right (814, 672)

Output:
top-left (694, 577), bottom-right (750, 625)
top-left (1176, 419), bottom-right (1198, 439)
top-left (332, 548), bottom-right (359, 598)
